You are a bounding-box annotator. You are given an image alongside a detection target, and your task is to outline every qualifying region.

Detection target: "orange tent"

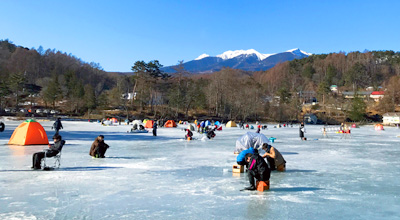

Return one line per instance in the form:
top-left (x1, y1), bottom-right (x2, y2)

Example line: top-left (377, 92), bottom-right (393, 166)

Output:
top-left (8, 119), bottom-right (49, 145)
top-left (164, 120), bottom-right (177, 128)
top-left (145, 120), bottom-right (154, 128)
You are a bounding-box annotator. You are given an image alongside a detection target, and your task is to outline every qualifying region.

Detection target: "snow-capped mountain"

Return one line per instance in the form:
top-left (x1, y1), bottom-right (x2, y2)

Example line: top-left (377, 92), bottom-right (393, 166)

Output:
top-left (162, 48), bottom-right (312, 74)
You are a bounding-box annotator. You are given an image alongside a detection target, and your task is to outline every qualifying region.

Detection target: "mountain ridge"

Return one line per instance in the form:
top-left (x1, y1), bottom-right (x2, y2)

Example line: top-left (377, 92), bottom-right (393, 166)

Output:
top-left (162, 48), bottom-right (311, 73)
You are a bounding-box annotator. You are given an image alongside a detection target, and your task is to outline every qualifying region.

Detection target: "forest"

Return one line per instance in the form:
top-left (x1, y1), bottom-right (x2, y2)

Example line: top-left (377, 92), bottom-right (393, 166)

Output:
top-left (1, 39), bottom-right (400, 123)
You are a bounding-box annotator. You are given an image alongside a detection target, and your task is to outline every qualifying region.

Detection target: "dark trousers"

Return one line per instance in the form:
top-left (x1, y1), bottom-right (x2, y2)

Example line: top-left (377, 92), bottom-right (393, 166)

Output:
top-left (248, 170), bottom-right (269, 187)
top-left (94, 146), bottom-right (108, 158)
top-left (32, 151), bottom-right (58, 168)
top-left (266, 157), bottom-right (276, 170)
top-left (153, 129), bottom-right (157, 136)
top-left (32, 152), bottom-right (45, 168)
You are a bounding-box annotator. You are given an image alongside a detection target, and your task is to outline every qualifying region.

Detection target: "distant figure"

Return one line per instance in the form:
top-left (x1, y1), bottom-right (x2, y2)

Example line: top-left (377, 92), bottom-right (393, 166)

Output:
top-left (52, 118), bottom-right (63, 135)
top-left (152, 121), bottom-right (158, 136)
top-left (200, 121), bottom-right (205, 133)
top-left (239, 121), bottom-right (244, 129)
top-left (322, 127), bottom-right (328, 138)
top-left (261, 143), bottom-right (286, 171)
top-left (262, 125), bottom-right (268, 130)
top-left (256, 127), bottom-right (260, 133)
top-left (132, 123), bottom-right (138, 131)
top-left (89, 135), bottom-right (109, 158)
top-left (206, 127), bottom-right (216, 139)
top-left (185, 129), bottom-right (193, 140)
top-left (245, 124), bottom-right (249, 129)
top-left (243, 150), bottom-right (271, 191)
top-left (32, 134), bottom-right (65, 169)
top-left (0, 120), bottom-right (5, 132)
top-left (299, 122), bottom-right (306, 140)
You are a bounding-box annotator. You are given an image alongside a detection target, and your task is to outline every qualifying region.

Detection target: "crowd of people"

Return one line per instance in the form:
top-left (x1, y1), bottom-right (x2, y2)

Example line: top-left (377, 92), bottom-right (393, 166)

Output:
top-left (25, 117), bottom-right (305, 194)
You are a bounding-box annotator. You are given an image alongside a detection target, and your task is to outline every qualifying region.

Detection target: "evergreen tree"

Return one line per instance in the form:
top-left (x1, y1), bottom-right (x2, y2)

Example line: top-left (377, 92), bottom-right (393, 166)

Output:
top-left (348, 95), bottom-right (366, 121)
top-left (43, 74), bottom-right (62, 108)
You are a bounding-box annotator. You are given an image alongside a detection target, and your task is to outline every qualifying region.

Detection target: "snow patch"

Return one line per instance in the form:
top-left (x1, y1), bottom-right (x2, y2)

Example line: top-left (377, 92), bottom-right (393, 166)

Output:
top-left (216, 49), bottom-right (274, 61)
top-left (286, 48), bottom-right (313, 56)
top-left (195, 54), bottom-right (210, 60)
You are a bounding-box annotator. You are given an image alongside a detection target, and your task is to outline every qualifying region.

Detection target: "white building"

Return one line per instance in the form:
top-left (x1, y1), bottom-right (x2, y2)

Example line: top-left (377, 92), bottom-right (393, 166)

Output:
top-left (382, 112), bottom-right (400, 126)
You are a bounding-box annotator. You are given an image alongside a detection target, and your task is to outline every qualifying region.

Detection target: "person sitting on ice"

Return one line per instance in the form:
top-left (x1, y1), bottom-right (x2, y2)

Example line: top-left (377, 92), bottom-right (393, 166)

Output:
top-left (132, 123), bottom-right (138, 131)
top-left (262, 125), bottom-right (268, 130)
top-left (261, 143), bottom-right (286, 171)
top-left (185, 129), bottom-right (193, 140)
top-left (236, 147), bottom-right (255, 169)
top-left (89, 135), bottom-right (109, 158)
top-left (139, 124), bottom-right (145, 131)
top-left (244, 149), bottom-right (271, 190)
top-left (32, 134), bottom-right (65, 170)
top-left (206, 127), bottom-right (216, 139)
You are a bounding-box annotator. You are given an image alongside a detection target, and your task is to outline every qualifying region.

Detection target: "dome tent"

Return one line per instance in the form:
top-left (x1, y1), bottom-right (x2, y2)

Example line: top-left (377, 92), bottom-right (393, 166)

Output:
top-left (226, 121), bottom-right (237, 127)
top-left (164, 120), bottom-right (177, 128)
top-left (235, 132), bottom-right (270, 153)
top-left (8, 119), bottom-right (49, 145)
top-left (188, 124), bottom-right (195, 131)
top-left (145, 120), bottom-right (154, 128)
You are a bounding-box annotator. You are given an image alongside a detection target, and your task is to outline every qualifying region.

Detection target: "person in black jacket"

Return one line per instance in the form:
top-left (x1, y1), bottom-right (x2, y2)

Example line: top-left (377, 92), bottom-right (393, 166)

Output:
top-left (32, 134), bottom-right (65, 170)
top-left (152, 121), bottom-right (158, 136)
top-left (52, 118), bottom-right (63, 135)
top-left (244, 150), bottom-right (271, 190)
top-left (299, 122), bottom-right (306, 140)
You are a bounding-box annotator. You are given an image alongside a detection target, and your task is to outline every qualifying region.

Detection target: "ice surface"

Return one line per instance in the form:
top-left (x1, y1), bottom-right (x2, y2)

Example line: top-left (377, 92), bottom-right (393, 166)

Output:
top-left (1, 119), bottom-right (400, 219)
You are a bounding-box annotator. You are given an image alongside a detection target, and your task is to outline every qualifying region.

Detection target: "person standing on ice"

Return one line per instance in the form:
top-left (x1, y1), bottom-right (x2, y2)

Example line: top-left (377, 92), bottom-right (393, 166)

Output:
top-left (299, 122), bottom-right (306, 140)
top-left (32, 134), bottom-right (65, 169)
top-left (52, 117), bottom-right (63, 135)
top-left (89, 135), bottom-right (109, 158)
top-left (200, 121), bottom-right (205, 133)
top-left (152, 121), bottom-right (158, 136)
top-left (261, 143), bottom-right (286, 171)
top-left (244, 149), bottom-right (270, 190)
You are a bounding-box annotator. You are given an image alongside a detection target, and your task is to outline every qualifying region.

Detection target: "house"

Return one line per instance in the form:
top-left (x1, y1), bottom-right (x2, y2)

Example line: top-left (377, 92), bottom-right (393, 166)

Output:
top-left (303, 113), bottom-right (318, 124)
top-left (370, 91), bottom-right (384, 102)
top-left (121, 92), bottom-right (136, 100)
top-left (382, 112), bottom-right (400, 126)
top-left (342, 91), bottom-right (372, 99)
top-left (330, 85), bottom-right (338, 93)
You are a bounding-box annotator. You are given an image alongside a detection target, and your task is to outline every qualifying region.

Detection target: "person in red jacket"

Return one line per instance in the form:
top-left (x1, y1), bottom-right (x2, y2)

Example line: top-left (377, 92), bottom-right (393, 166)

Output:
top-left (185, 129), bottom-right (193, 140)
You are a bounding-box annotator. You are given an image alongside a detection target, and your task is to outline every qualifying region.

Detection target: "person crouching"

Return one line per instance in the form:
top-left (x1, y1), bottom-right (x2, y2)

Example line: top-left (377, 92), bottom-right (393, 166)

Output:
top-left (261, 143), bottom-right (286, 171)
top-left (89, 135), bottom-right (109, 158)
top-left (244, 149), bottom-right (270, 190)
top-left (185, 129), bottom-right (193, 140)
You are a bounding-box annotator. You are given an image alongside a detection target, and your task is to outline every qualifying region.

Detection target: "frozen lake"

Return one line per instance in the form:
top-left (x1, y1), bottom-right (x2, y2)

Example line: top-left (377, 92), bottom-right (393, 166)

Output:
top-left (0, 119), bottom-right (399, 219)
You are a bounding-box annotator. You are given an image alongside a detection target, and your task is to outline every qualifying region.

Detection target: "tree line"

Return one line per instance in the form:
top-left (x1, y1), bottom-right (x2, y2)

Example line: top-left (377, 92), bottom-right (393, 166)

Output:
top-left (1, 39), bottom-right (400, 122)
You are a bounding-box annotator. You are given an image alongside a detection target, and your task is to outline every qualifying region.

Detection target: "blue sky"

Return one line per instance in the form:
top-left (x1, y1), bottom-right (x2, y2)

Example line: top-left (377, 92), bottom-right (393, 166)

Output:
top-left (1, 0), bottom-right (399, 72)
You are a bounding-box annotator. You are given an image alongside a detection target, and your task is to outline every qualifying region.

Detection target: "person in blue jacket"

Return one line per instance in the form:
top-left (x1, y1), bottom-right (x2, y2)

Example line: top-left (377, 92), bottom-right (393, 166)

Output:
top-left (236, 147), bottom-right (255, 169)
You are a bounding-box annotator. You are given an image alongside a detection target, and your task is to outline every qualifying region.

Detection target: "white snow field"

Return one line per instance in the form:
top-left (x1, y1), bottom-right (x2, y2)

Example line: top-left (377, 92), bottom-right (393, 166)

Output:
top-left (0, 119), bottom-right (399, 220)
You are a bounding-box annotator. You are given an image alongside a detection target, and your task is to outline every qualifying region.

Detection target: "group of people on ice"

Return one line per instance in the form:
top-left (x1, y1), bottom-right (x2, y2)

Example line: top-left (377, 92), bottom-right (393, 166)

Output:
top-left (236, 142), bottom-right (286, 191)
